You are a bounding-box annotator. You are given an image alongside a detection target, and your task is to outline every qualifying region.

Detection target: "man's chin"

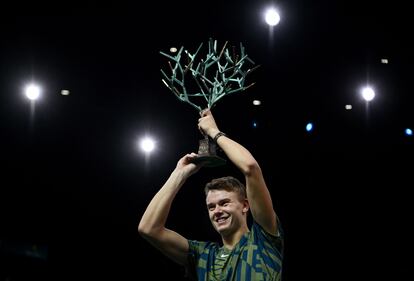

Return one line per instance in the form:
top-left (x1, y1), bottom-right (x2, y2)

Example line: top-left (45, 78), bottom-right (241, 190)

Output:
top-left (215, 225), bottom-right (231, 236)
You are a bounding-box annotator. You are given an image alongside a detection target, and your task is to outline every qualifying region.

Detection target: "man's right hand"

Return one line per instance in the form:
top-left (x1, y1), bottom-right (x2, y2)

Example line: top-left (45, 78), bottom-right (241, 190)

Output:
top-left (176, 153), bottom-right (203, 177)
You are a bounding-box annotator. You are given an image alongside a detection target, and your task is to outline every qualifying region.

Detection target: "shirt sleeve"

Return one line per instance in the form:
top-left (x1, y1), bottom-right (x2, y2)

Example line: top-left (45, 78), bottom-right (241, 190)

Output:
top-left (186, 240), bottom-right (217, 280)
top-left (252, 216), bottom-right (284, 260)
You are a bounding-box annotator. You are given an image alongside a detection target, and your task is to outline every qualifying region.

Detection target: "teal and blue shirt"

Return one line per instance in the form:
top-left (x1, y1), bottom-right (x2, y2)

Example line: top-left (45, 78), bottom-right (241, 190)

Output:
top-left (187, 219), bottom-right (283, 281)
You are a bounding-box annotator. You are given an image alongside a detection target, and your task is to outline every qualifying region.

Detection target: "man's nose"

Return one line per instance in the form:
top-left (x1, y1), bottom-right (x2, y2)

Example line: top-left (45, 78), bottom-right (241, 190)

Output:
top-left (213, 205), bottom-right (223, 214)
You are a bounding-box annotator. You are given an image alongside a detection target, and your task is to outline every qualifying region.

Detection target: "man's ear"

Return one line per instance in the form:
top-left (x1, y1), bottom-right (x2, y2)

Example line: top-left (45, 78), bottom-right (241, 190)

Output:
top-left (242, 199), bottom-right (250, 213)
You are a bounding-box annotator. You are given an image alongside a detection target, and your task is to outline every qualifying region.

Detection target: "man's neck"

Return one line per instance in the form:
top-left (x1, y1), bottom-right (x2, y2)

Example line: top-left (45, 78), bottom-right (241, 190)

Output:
top-left (221, 225), bottom-right (249, 250)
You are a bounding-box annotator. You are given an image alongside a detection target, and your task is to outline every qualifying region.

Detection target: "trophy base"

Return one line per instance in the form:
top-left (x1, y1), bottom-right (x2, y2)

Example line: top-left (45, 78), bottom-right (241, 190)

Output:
top-left (190, 154), bottom-right (226, 167)
top-left (191, 135), bottom-right (226, 167)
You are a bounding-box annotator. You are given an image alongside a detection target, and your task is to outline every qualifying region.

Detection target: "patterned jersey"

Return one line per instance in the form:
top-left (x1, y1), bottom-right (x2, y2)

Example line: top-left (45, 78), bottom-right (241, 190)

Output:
top-left (186, 219), bottom-right (283, 281)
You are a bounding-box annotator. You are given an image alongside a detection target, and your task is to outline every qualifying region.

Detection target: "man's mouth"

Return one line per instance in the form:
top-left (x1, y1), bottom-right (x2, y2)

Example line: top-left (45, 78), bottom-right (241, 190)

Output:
top-left (216, 216), bottom-right (229, 224)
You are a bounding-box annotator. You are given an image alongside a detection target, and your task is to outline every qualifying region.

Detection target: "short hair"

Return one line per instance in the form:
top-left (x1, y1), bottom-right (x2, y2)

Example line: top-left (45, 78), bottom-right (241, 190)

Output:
top-left (204, 176), bottom-right (247, 201)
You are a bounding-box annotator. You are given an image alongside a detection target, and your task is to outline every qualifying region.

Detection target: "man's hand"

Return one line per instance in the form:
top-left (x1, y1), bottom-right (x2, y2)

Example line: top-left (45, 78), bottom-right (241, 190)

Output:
top-left (198, 109), bottom-right (220, 139)
top-left (175, 153), bottom-right (203, 177)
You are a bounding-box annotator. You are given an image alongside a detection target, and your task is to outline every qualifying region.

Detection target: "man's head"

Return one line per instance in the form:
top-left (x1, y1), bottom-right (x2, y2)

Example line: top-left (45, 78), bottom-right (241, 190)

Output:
top-left (205, 176), bottom-right (249, 236)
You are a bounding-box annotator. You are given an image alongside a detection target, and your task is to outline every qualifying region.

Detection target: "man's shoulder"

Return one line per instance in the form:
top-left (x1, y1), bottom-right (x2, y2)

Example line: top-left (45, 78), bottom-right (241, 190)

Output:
top-left (251, 217), bottom-right (283, 238)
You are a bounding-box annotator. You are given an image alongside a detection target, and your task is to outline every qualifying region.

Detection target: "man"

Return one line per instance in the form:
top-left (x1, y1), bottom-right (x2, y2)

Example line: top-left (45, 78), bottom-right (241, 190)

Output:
top-left (138, 109), bottom-right (283, 280)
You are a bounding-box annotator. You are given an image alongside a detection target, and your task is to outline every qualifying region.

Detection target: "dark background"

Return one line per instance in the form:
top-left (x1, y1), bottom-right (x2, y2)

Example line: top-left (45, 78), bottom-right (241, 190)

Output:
top-left (1, 0), bottom-right (412, 280)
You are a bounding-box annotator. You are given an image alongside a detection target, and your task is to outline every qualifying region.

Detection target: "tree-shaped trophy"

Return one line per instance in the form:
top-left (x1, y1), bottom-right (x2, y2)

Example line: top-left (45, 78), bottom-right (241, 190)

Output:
top-left (160, 38), bottom-right (259, 167)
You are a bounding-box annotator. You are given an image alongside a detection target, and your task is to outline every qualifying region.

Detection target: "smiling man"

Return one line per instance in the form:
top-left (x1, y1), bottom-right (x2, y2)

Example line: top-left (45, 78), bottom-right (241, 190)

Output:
top-left (138, 109), bottom-right (284, 281)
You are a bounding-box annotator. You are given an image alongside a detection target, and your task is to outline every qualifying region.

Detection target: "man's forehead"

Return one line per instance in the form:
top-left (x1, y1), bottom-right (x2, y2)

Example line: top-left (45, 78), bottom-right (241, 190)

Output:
top-left (206, 190), bottom-right (234, 203)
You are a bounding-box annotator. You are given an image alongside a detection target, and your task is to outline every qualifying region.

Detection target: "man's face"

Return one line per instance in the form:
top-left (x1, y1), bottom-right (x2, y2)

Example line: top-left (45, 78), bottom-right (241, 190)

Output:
top-left (206, 189), bottom-right (248, 236)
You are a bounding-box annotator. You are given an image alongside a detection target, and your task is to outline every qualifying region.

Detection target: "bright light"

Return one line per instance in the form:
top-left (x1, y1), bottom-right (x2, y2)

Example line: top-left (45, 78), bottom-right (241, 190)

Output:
top-left (140, 137), bottom-right (155, 153)
top-left (405, 128), bottom-right (413, 136)
top-left (264, 8), bottom-right (280, 26)
top-left (253, 99), bottom-right (261, 106)
top-left (306, 122), bottom-right (313, 132)
top-left (345, 104), bottom-right (352, 110)
top-left (381, 58), bottom-right (388, 64)
top-left (170, 47), bottom-right (177, 53)
top-left (61, 89), bottom-right (70, 96)
top-left (25, 84), bottom-right (41, 100)
top-left (361, 86), bottom-right (375, 102)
